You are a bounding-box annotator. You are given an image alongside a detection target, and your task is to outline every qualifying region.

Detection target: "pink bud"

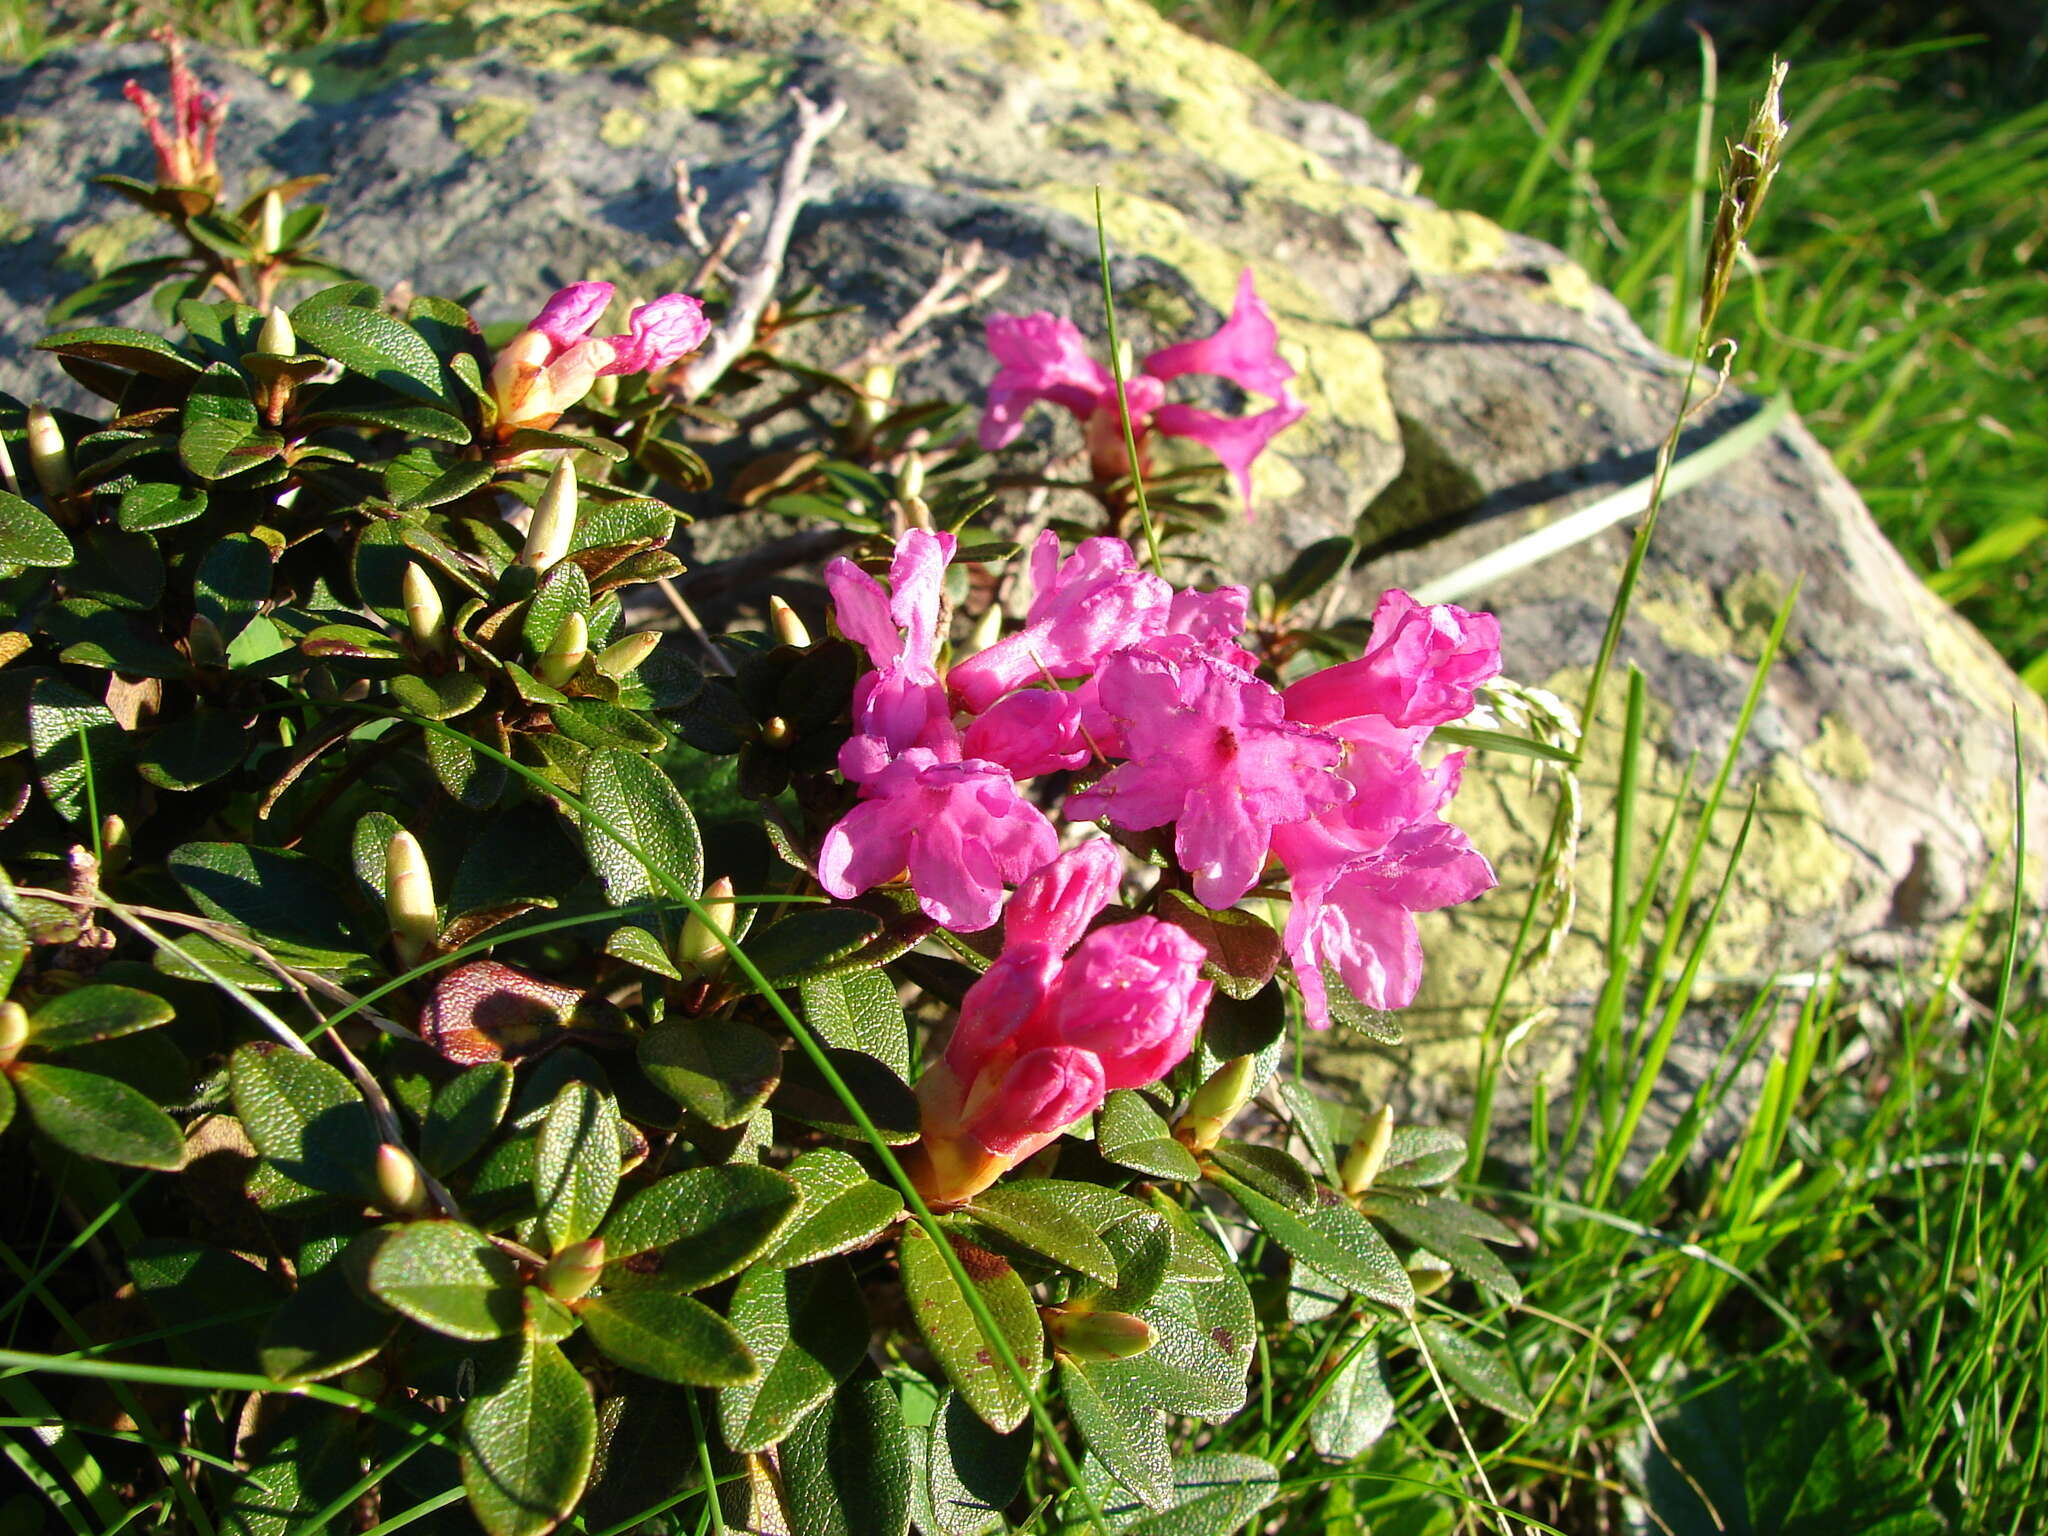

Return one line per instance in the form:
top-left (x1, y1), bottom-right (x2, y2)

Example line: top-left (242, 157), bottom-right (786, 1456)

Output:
top-left (528, 282), bottom-right (615, 347)
top-left (1284, 589), bottom-right (1502, 732)
top-left (944, 947), bottom-right (1061, 1084)
top-left (601, 293), bottom-right (710, 376)
top-left (999, 838), bottom-right (1121, 955)
top-left (962, 1046), bottom-right (1106, 1157)
top-left (1044, 918), bottom-right (1211, 1091)
top-left (961, 688), bottom-right (1090, 779)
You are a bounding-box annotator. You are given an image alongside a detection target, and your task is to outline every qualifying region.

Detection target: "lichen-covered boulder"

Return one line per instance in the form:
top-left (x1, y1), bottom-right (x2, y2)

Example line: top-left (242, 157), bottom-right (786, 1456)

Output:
top-left (2, 0), bottom-right (2040, 1134)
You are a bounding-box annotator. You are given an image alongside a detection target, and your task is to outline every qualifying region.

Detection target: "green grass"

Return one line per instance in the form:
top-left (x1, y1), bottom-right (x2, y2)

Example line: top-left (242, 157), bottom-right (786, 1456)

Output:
top-left (1166, 0), bottom-right (2048, 690)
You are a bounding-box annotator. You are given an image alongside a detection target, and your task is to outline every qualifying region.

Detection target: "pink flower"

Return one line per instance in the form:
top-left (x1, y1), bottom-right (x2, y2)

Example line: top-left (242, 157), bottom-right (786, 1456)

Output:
top-left (961, 688), bottom-right (1090, 779)
top-left (1042, 919), bottom-right (1212, 1090)
top-left (947, 531), bottom-right (1172, 714)
top-left (816, 749), bottom-right (1058, 932)
top-left (1067, 650), bottom-right (1349, 909)
top-left (978, 268), bottom-right (1305, 512)
top-left (829, 529), bottom-right (960, 780)
top-left (123, 28), bottom-right (227, 190)
top-left (1284, 589), bottom-right (1502, 735)
top-left (490, 282), bottom-right (709, 439)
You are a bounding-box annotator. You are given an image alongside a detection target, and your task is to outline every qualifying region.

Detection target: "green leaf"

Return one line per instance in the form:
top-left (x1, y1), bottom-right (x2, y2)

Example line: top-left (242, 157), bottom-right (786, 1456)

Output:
top-left (1204, 1140), bottom-right (1317, 1213)
top-left (639, 1017), bottom-right (781, 1128)
top-left (967, 1184), bottom-right (1120, 1283)
top-left (602, 925), bottom-right (679, 978)
top-left (388, 670), bottom-right (489, 721)
top-left (11, 1062), bottom-right (184, 1169)
top-left (300, 401), bottom-right (471, 443)
top-left (579, 1286), bottom-right (755, 1387)
top-left (1365, 1196), bottom-right (1521, 1305)
top-left (550, 698), bottom-right (668, 753)
top-left (1372, 1125), bottom-right (1467, 1189)
top-left (1310, 1331), bottom-right (1393, 1460)
top-left (260, 1233), bottom-right (400, 1383)
top-left (602, 1164), bottom-right (799, 1289)
top-left (1155, 891), bottom-right (1282, 1000)
top-left (0, 1075), bottom-right (14, 1138)
top-left (1097, 1091), bottom-right (1201, 1182)
top-left (137, 709), bottom-right (248, 790)
top-left (783, 1374), bottom-right (912, 1536)
top-left (301, 621), bottom-right (405, 661)
top-left (1061, 1358), bottom-right (1172, 1509)
top-left (170, 842), bottom-right (364, 963)
top-left (1277, 1078), bottom-right (1341, 1184)
top-left (719, 1257), bottom-right (870, 1453)
top-left (801, 968), bottom-right (912, 1078)
top-left (221, 1399), bottom-right (363, 1536)
top-left (743, 908), bottom-right (884, 982)
top-left (192, 533), bottom-right (274, 642)
top-left (1209, 1174), bottom-right (1413, 1313)
top-left (1067, 1211), bottom-right (1173, 1316)
top-left (0, 490), bottom-right (73, 566)
top-left (900, 1224), bottom-right (1042, 1434)
top-left (762, 1148), bottom-right (903, 1268)
top-left (391, 457), bottom-right (495, 510)
top-left (1639, 1355), bottom-right (1944, 1536)
top-left (128, 1239), bottom-right (282, 1374)
top-left (533, 1081), bottom-right (620, 1252)
top-left (229, 1041), bottom-right (380, 1198)
top-left (580, 749), bottom-right (702, 909)
top-left (521, 561), bottom-right (591, 658)
top-left (1270, 535), bottom-right (1355, 610)
top-left (1431, 725), bottom-right (1578, 764)
top-left (291, 300), bottom-right (453, 406)
top-left (28, 678), bottom-right (126, 825)
top-left (1413, 1319), bottom-right (1535, 1420)
top-left (368, 1220), bottom-right (524, 1340)
top-left (1083, 1451), bottom-right (1278, 1535)
top-left (27, 984), bottom-right (174, 1049)
top-left (914, 1387), bottom-right (1029, 1536)
top-left (1094, 1270), bottom-right (1254, 1420)
top-left (769, 1046), bottom-right (920, 1144)
top-left (462, 1333), bottom-right (596, 1536)
top-left (180, 361), bottom-right (262, 478)
top-left (420, 1062), bottom-right (515, 1176)
top-left (117, 481), bottom-right (208, 532)
top-left (35, 326), bottom-right (200, 378)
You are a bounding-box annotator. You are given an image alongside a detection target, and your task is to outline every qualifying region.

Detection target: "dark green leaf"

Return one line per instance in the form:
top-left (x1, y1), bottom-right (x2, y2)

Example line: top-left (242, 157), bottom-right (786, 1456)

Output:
top-left (1278, 1078), bottom-right (1342, 1184)
top-left (763, 1148), bottom-right (904, 1268)
top-left (36, 326), bottom-right (200, 379)
top-left (220, 1398), bottom-right (363, 1536)
top-left (900, 1224), bottom-right (1042, 1434)
top-left (1068, 1211), bottom-right (1173, 1316)
top-left (420, 1062), bottom-right (515, 1176)
top-left (783, 1373), bottom-right (912, 1536)
top-left (1366, 1196), bottom-right (1521, 1304)
top-left (28, 678), bottom-right (126, 825)
top-left (580, 749), bottom-right (702, 908)
top-left (1414, 1319), bottom-right (1535, 1420)
top-left (368, 1220), bottom-right (524, 1340)
top-left (800, 968), bottom-right (911, 1078)
top-left (603, 1164), bottom-right (798, 1289)
top-left (1372, 1125), bottom-right (1467, 1189)
top-left (462, 1333), bottom-right (596, 1536)
top-left (1210, 1174), bottom-right (1413, 1313)
top-left (301, 622), bottom-right (405, 661)
top-left (968, 1184), bottom-right (1119, 1283)
top-left (117, 481), bottom-right (208, 532)
top-left (1310, 1330), bottom-right (1393, 1460)
top-left (137, 709), bottom-right (248, 790)
top-left (914, 1387), bottom-right (1029, 1536)
top-left (292, 301), bottom-right (453, 406)
top-left (128, 1240), bottom-right (282, 1377)
top-left (639, 1017), bottom-right (780, 1128)
top-left (719, 1257), bottom-right (870, 1453)
top-left (1094, 1270), bottom-right (1254, 1420)
top-left (769, 1047), bottom-right (919, 1144)
top-left (392, 458), bottom-right (495, 510)
top-left (0, 490), bottom-right (72, 566)
top-left (1097, 1091), bottom-right (1201, 1182)
top-left (1083, 1451), bottom-right (1278, 1535)
top-left (602, 925), bottom-right (679, 978)
top-left (229, 1042), bottom-right (379, 1198)
top-left (180, 362), bottom-right (261, 478)
top-left (192, 532), bottom-right (274, 642)
top-left (169, 842), bottom-right (363, 961)
top-left (389, 671), bottom-right (489, 721)
top-left (580, 1286), bottom-right (755, 1387)
top-left (1205, 1140), bottom-right (1316, 1213)
top-left (301, 401), bottom-right (471, 443)
top-left (550, 698), bottom-right (667, 753)
top-left (1063, 1355), bottom-right (1173, 1509)
top-left (28, 984), bottom-right (174, 1049)
top-left (533, 1081), bottom-right (620, 1252)
top-left (13, 1063), bottom-right (182, 1169)
top-left (744, 908), bottom-right (884, 983)
top-left (521, 562), bottom-right (591, 659)
top-left (1270, 535), bottom-right (1356, 610)
top-left (260, 1233), bottom-right (399, 1383)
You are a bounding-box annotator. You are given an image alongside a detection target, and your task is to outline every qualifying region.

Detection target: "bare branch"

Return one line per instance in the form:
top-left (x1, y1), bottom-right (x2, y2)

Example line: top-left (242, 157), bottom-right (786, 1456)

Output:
top-left (681, 89), bottom-right (847, 402)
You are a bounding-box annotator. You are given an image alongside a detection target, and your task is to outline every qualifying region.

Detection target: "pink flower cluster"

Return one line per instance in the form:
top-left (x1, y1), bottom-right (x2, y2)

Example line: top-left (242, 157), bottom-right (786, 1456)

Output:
top-left (490, 282), bottom-right (710, 439)
top-left (123, 27), bottom-right (228, 191)
top-left (981, 269), bottom-right (1306, 512)
top-left (910, 842), bottom-right (1211, 1204)
top-left (819, 529), bottom-right (1501, 1040)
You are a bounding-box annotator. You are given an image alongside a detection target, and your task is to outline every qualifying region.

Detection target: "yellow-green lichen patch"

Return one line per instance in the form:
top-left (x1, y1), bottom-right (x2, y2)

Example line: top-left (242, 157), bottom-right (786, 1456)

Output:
top-left (0, 208), bottom-right (31, 245)
top-left (1368, 292), bottom-right (1445, 339)
top-left (0, 117), bottom-right (35, 155)
top-left (59, 213), bottom-right (161, 277)
top-left (1349, 188), bottom-right (1508, 276)
top-left (1636, 573), bottom-right (1737, 658)
top-left (1718, 568), bottom-right (1791, 658)
top-left (646, 53), bottom-right (790, 116)
top-left (599, 108), bottom-right (650, 147)
top-left (452, 96), bottom-right (533, 159)
top-left (1537, 261), bottom-right (1600, 313)
top-left (1801, 713), bottom-right (1875, 784)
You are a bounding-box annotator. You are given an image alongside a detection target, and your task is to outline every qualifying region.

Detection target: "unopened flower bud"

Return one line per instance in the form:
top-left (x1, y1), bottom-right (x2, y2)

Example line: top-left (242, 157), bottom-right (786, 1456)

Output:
top-left (519, 459), bottom-right (578, 572)
top-left (402, 563), bottom-right (444, 649)
top-left (384, 830), bottom-right (438, 970)
top-left (960, 603), bottom-right (1005, 659)
top-left (537, 611), bottom-right (588, 687)
top-left (0, 430), bottom-right (18, 493)
top-left (856, 362), bottom-right (896, 427)
top-left (0, 1000), bottom-right (29, 1064)
top-left (26, 404), bottom-right (71, 497)
top-left (539, 1237), bottom-right (606, 1301)
top-left (759, 715), bottom-right (792, 746)
top-left (255, 191), bottom-right (285, 257)
top-left (99, 814), bottom-right (131, 879)
top-left (595, 630), bottom-right (659, 678)
top-left (768, 595), bottom-right (811, 649)
top-left (257, 304), bottom-right (296, 357)
top-left (1047, 1308), bottom-right (1155, 1362)
top-left (678, 876), bottom-right (735, 973)
top-left (1340, 1104), bottom-right (1396, 1196)
top-left (1173, 1054), bottom-right (1257, 1155)
top-left (895, 452), bottom-right (926, 504)
top-left (375, 1143), bottom-right (430, 1216)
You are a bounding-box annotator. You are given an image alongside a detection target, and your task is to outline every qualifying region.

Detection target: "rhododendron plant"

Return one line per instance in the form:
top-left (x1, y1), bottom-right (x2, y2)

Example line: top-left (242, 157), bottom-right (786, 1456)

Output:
top-left (980, 267), bottom-right (1307, 510)
top-left (489, 280), bottom-right (710, 438)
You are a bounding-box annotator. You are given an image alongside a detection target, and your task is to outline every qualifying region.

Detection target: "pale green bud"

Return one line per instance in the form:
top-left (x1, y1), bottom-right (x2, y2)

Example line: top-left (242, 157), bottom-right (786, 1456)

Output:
top-left (26, 403), bottom-right (71, 497)
top-left (1340, 1104), bottom-right (1396, 1196)
top-left (594, 630), bottom-right (660, 678)
top-left (768, 595), bottom-right (812, 649)
top-left (519, 459), bottom-right (578, 572)
top-left (959, 603), bottom-right (1005, 659)
top-left (255, 190), bottom-right (285, 257)
top-left (384, 830), bottom-right (438, 970)
top-left (1048, 1308), bottom-right (1155, 1362)
top-left (402, 562), bottom-right (445, 649)
top-left (539, 1237), bottom-right (606, 1302)
top-left (895, 451), bottom-right (926, 504)
top-left (1173, 1055), bottom-right (1257, 1155)
top-left (375, 1143), bottom-right (430, 1216)
top-left (0, 1000), bottom-right (28, 1064)
top-left (99, 814), bottom-right (131, 879)
top-left (678, 876), bottom-right (735, 973)
top-left (537, 610), bottom-right (588, 687)
top-left (257, 304), bottom-right (296, 357)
